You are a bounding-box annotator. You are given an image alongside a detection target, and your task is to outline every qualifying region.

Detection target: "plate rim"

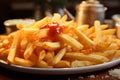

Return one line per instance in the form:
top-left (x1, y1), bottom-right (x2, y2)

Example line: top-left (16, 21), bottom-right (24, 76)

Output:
top-left (0, 58), bottom-right (120, 75)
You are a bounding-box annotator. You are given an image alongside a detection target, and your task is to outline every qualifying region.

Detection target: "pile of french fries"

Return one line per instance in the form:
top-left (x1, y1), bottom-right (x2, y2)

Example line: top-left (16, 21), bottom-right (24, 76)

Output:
top-left (0, 13), bottom-right (120, 68)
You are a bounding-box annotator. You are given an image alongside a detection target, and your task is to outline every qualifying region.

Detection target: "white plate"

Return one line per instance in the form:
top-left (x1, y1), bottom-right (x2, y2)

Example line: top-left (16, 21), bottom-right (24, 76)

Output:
top-left (0, 58), bottom-right (120, 75)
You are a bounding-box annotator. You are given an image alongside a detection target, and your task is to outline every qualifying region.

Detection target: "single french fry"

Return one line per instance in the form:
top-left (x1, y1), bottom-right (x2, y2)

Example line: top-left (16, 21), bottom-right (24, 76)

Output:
top-left (74, 28), bottom-right (94, 48)
top-left (59, 14), bottom-right (67, 24)
top-left (71, 60), bottom-right (92, 67)
top-left (42, 42), bottom-right (60, 50)
top-left (59, 34), bottom-right (83, 50)
top-left (14, 57), bottom-right (34, 67)
top-left (102, 29), bottom-right (116, 35)
top-left (92, 50), bottom-right (116, 60)
top-left (85, 24), bottom-right (108, 36)
top-left (77, 25), bottom-right (89, 32)
top-left (37, 60), bottom-right (52, 68)
top-left (52, 48), bottom-right (66, 64)
top-left (24, 43), bottom-right (35, 59)
top-left (37, 29), bottom-right (48, 39)
top-left (63, 20), bottom-right (77, 29)
top-left (101, 24), bottom-right (109, 30)
top-left (53, 60), bottom-right (70, 68)
top-left (22, 28), bottom-right (39, 32)
top-left (88, 54), bottom-right (109, 63)
top-left (52, 13), bottom-right (61, 22)
top-left (64, 52), bottom-right (109, 64)
top-left (94, 20), bottom-right (102, 42)
top-left (20, 38), bottom-right (28, 50)
top-left (84, 26), bottom-right (95, 36)
top-left (44, 51), bottom-right (54, 65)
top-left (89, 29), bottom-right (116, 38)
top-left (38, 50), bottom-right (46, 62)
top-left (7, 31), bottom-right (21, 63)
top-left (31, 17), bottom-right (51, 28)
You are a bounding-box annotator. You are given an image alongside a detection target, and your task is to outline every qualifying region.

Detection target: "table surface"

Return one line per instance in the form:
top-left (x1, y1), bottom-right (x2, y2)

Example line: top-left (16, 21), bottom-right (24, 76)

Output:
top-left (0, 63), bottom-right (119, 80)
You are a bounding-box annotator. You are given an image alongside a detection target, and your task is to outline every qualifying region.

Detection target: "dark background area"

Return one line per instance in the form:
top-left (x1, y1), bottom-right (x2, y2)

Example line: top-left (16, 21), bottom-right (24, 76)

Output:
top-left (0, 0), bottom-right (120, 34)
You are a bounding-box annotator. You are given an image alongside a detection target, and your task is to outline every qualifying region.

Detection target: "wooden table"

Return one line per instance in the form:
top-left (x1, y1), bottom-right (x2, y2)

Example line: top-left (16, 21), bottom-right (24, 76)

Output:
top-left (0, 63), bottom-right (119, 80)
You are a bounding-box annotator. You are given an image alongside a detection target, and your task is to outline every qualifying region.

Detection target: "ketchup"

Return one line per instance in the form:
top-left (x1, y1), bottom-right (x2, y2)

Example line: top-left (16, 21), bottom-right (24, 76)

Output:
top-left (40, 22), bottom-right (65, 41)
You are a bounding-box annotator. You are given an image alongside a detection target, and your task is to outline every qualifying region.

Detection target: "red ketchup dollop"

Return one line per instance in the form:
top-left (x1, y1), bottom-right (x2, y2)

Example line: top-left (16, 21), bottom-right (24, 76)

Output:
top-left (40, 22), bottom-right (64, 41)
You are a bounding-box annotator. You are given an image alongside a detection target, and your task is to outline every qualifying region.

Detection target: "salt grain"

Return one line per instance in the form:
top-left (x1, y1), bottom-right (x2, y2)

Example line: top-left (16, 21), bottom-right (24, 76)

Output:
top-left (109, 69), bottom-right (120, 79)
top-left (89, 75), bottom-right (95, 78)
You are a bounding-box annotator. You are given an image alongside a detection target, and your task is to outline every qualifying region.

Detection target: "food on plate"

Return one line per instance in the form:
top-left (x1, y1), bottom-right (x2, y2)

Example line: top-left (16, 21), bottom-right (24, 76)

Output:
top-left (0, 13), bottom-right (119, 68)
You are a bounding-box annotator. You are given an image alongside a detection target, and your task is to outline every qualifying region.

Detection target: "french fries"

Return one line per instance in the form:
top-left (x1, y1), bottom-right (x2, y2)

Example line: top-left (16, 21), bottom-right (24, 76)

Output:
top-left (0, 13), bottom-right (120, 68)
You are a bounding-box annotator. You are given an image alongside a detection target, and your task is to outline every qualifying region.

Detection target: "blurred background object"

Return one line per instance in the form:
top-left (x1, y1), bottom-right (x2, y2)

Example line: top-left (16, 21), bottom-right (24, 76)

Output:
top-left (112, 14), bottom-right (120, 28)
top-left (4, 19), bottom-right (35, 34)
top-left (0, 0), bottom-right (120, 34)
top-left (34, 0), bottom-right (67, 20)
top-left (76, 0), bottom-right (106, 26)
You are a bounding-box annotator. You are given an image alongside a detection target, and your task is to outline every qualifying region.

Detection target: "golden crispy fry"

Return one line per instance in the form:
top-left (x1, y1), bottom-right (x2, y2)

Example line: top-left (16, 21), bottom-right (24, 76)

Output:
top-left (37, 60), bottom-right (52, 68)
top-left (38, 50), bottom-right (46, 62)
top-left (102, 29), bottom-right (116, 35)
top-left (94, 20), bottom-right (102, 42)
top-left (88, 54), bottom-right (109, 62)
top-left (31, 17), bottom-right (51, 28)
top-left (53, 60), bottom-right (70, 68)
top-left (22, 28), bottom-right (39, 33)
top-left (44, 51), bottom-right (54, 65)
top-left (36, 29), bottom-right (48, 39)
top-left (71, 60), bottom-right (92, 67)
top-left (59, 34), bottom-right (83, 50)
top-left (42, 42), bottom-right (60, 51)
top-left (59, 15), bottom-right (67, 24)
top-left (100, 24), bottom-right (109, 30)
top-left (63, 20), bottom-right (77, 29)
top-left (90, 29), bottom-right (116, 37)
top-left (74, 28), bottom-right (94, 48)
top-left (14, 57), bottom-right (34, 67)
top-left (64, 52), bottom-right (109, 64)
top-left (20, 38), bottom-right (28, 50)
top-left (92, 50), bottom-right (116, 61)
top-left (52, 13), bottom-right (61, 22)
top-left (24, 43), bottom-right (35, 59)
top-left (85, 26), bottom-right (95, 36)
top-left (52, 48), bottom-right (66, 64)
top-left (77, 25), bottom-right (89, 32)
top-left (7, 31), bottom-right (21, 63)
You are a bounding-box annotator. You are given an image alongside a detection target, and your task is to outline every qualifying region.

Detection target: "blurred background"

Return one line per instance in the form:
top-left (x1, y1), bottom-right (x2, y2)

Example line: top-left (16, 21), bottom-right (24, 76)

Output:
top-left (0, 0), bottom-right (120, 34)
